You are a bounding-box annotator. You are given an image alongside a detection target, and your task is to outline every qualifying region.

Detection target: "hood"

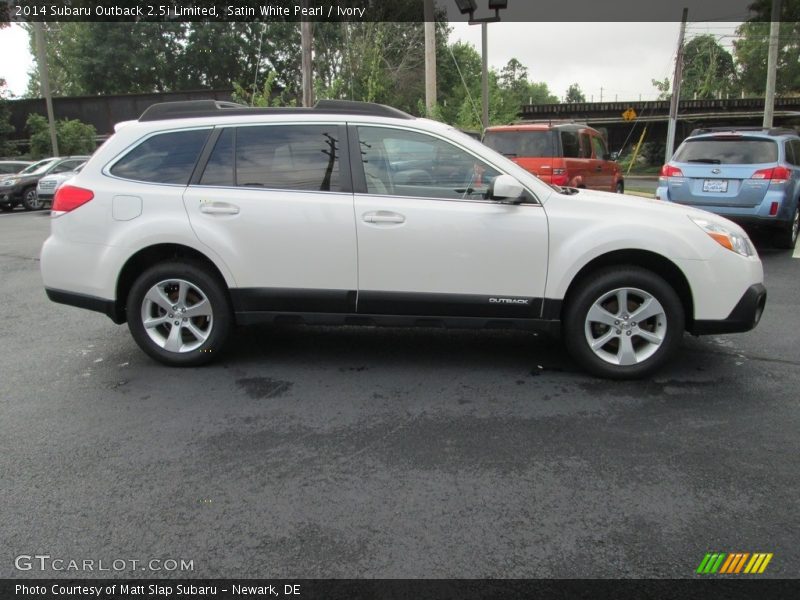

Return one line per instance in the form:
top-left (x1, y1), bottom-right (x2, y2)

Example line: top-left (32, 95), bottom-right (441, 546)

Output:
top-left (553, 187), bottom-right (751, 238)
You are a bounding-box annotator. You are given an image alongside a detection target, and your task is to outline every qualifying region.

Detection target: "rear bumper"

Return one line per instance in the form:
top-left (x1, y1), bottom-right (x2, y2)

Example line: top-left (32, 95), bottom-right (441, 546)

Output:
top-left (45, 288), bottom-right (124, 323)
top-left (690, 283), bottom-right (766, 335)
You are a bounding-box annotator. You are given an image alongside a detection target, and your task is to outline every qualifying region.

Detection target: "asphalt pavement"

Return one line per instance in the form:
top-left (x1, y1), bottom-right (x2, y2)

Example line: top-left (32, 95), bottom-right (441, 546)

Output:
top-left (1, 210), bottom-right (798, 579)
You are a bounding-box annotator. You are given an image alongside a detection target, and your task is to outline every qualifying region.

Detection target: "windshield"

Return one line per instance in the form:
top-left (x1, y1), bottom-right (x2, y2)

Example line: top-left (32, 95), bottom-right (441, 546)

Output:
top-left (19, 159), bottom-right (57, 175)
top-left (483, 130), bottom-right (557, 158)
top-left (673, 138), bottom-right (778, 165)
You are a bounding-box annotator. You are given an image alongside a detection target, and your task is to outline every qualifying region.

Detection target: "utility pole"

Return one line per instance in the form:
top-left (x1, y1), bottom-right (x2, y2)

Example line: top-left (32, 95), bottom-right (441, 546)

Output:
top-left (600, 87), bottom-right (604, 102)
top-left (763, 0), bottom-right (782, 128)
top-left (300, 0), bottom-right (314, 107)
top-left (424, 0), bottom-right (436, 115)
top-left (33, 22), bottom-right (58, 157)
top-left (665, 7), bottom-right (688, 164)
top-left (481, 22), bottom-right (489, 131)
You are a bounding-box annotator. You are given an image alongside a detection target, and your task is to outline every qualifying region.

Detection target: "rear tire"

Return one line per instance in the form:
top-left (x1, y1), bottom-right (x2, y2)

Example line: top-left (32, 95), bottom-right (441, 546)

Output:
top-left (126, 261), bottom-right (232, 366)
top-left (21, 187), bottom-right (43, 211)
top-left (563, 266), bottom-right (684, 379)
top-left (615, 181), bottom-right (624, 194)
top-left (773, 204), bottom-right (799, 250)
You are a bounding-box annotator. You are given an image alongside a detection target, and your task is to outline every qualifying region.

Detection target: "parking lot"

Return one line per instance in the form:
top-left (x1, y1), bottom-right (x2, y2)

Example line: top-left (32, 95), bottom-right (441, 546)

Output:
top-left (1, 209), bottom-right (798, 578)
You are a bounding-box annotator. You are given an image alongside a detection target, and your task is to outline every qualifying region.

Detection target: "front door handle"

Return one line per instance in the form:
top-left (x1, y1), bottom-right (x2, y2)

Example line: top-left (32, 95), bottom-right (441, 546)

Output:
top-left (200, 202), bottom-right (240, 215)
top-left (595, 165), bottom-right (603, 172)
top-left (362, 211), bottom-right (405, 224)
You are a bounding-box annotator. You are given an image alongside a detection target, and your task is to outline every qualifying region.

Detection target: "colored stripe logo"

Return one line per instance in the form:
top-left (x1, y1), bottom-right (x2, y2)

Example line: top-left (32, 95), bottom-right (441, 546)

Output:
top-left (696, 552), bottom-right (773, 574)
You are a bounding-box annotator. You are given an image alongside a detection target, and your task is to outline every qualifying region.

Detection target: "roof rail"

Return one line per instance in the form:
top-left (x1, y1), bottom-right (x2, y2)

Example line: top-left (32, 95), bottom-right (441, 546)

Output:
top-left (138, 99), bottom-right (415, 122)
top-left (689, 126), bottom-right (797, 137)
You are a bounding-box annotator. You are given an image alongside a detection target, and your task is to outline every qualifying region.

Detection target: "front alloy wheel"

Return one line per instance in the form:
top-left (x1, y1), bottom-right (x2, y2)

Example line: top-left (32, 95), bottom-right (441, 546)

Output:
top-left (584, 287), bottom-right (667, 366)
top-left (127, 262), bottom-right (232, 366)
top-left (564, 267), bottom-right (684, 379)
top-left (22, 187), bottom-right (44, 211)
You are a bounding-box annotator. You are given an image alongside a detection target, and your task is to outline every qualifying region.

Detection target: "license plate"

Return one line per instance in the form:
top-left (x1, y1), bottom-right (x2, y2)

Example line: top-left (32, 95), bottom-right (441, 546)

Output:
top-left (702, 179), bottom-right (728, 193)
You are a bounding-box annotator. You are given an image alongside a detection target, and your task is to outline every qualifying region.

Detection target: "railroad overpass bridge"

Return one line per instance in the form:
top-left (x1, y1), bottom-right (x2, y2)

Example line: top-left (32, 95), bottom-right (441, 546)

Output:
top-left (519, 97), bottom-right (800, 156)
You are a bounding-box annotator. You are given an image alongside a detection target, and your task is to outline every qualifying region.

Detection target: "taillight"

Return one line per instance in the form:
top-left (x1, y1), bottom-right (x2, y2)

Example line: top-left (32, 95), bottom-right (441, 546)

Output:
top-left (660, 164), bottom-right (684, 178)
top-left (752, 166), bottom-right (790, 182)
top-left (551, 168), bottom-right (568, 186)
top-left (52, 185), bottom-right (94, 214)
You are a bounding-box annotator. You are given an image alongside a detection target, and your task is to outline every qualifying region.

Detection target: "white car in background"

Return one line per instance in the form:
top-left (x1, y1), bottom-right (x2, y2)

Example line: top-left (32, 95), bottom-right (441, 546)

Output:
top-left (40, 100), bottom-right (766, 379)
top-left (36, 162), bottom-right (86, 207)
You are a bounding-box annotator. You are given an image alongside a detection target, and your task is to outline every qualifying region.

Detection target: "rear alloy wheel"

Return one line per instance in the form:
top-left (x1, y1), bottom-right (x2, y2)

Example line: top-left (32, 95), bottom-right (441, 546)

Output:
top-left (127, 262), bottom-right (232, 366)
top-left (773, 205), bottom-right (799, 250)
top-left (564, 267), bottom-right (684, 379)
top-left (21, 187), bottom-right (44, 211)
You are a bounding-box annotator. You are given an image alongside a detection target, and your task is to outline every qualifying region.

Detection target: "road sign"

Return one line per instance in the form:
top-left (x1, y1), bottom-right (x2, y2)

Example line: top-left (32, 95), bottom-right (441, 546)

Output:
top-left (622, 108), bottom-right (637, 121)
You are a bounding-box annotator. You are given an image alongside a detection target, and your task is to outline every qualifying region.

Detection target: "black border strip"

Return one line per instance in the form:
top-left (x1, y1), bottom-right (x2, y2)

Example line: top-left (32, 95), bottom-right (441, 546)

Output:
top-left (2, 578), bottom-right (799, 600)
top-left (4, 0), bottom-right (791, 23)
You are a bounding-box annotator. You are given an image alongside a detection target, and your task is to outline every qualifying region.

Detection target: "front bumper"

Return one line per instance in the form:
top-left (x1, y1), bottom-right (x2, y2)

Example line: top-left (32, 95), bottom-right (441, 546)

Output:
top-left (689, 283), bottom-right (766, 335)
top-left (0, 185), bottom-right (22, 204)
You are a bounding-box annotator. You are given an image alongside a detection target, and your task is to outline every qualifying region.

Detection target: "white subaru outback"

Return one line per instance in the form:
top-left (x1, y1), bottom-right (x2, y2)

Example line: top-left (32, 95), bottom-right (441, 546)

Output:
top-left (41, 100), bottom-right (766, 379)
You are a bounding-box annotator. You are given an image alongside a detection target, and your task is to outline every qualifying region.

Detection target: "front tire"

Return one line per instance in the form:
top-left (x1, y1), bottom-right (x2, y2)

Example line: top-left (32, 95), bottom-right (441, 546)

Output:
top-left (21, 187), bottom-right (43, 211)
top-left (126, 261), bottom-right (232, 366)
top-left (563, 267), bottom-right (684, 379)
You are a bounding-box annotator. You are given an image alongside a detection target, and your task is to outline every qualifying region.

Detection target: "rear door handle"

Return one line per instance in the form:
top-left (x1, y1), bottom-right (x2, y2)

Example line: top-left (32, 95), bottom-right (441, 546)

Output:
top-left (595, 166), bottom-right (603, 172)
top-left (200, 202), bottom-right (240, 215)
top-left (362, 211), bottom-right (405, 224)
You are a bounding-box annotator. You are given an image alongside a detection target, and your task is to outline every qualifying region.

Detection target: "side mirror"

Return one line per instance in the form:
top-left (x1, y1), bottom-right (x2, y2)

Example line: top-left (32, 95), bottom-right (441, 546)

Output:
top-left (489, 174), bottom-right (525, 204)
top-left (609, 152), bottom-right (619, 161)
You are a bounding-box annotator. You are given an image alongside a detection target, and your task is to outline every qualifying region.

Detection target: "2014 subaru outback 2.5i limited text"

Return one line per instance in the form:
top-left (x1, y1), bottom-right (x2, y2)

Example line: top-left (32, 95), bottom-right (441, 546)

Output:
top-left (40, 100), bottom-right (766, 379)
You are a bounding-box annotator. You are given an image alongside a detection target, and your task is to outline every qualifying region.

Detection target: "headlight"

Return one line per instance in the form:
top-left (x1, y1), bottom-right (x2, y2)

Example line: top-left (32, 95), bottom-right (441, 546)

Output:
top-left (2, 179), bottom-right (17, 186)
top-left (689, 216), bottom-right (754, 257)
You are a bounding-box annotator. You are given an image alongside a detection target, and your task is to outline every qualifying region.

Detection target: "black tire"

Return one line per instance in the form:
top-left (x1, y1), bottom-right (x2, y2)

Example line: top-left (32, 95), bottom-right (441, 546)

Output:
top-left (615, 181), bottom-right (624, 194)
top-left (21, 187), bottom-right (43, 211)
top-left (563, 266), bottom-right (685, 379)
top-left (0, 204), bottom-right (13, 212)
top-left (126, 261), bottom-right (232, 367)
top-left (772, 204), bottom-right (799, 250)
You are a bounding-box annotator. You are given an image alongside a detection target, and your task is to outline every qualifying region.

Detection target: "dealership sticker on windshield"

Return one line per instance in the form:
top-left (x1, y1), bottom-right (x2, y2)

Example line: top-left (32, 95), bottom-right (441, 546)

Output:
top-left (703, 179), bottom-right (729, 193)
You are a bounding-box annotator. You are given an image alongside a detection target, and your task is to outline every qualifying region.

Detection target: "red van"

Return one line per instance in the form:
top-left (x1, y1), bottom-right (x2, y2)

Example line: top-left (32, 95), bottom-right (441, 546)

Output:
top-left (483, 122), bottom-right (624, 193)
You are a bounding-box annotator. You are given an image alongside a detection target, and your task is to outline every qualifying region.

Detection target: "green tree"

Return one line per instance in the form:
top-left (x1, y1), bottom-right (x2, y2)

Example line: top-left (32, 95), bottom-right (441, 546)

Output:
top-left (27, 114), bottom-right (96, 159)
top-left (651, 77), bottom-right (671, 100)
top-left (734, 0), bottom-right (800, 95)
top-left (26, 22), bottom-right (190, 96)
top-left (565, 83), bottom-right (586, 103)
top-left (681, 35), bottom-right (737, 99)
top-left (436, 41), bottom-right (483, 126)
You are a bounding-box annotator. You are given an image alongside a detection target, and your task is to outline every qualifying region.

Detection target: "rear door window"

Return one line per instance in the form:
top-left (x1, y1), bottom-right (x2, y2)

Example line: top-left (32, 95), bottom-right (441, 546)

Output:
top-left (561, 131), bottom-right (581, 158)
top-left (110, 129), bottom-right (210, 184)
top-left (235, 125), bottom-right (340, 191)
top-left (673, 138), bottom-right (779, 165)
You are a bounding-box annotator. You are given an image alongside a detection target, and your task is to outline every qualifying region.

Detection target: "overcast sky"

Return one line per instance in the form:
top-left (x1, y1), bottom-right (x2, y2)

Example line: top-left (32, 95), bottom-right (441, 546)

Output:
top-left (0, 21), bottom-right (742, 102)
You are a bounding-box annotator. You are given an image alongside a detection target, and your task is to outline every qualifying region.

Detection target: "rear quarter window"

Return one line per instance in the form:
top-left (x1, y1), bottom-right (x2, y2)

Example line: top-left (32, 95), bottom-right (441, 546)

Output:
top-left (110, 129), bottom-right (210, 184)
top-left (674, 138), bottom-right (778, 164)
